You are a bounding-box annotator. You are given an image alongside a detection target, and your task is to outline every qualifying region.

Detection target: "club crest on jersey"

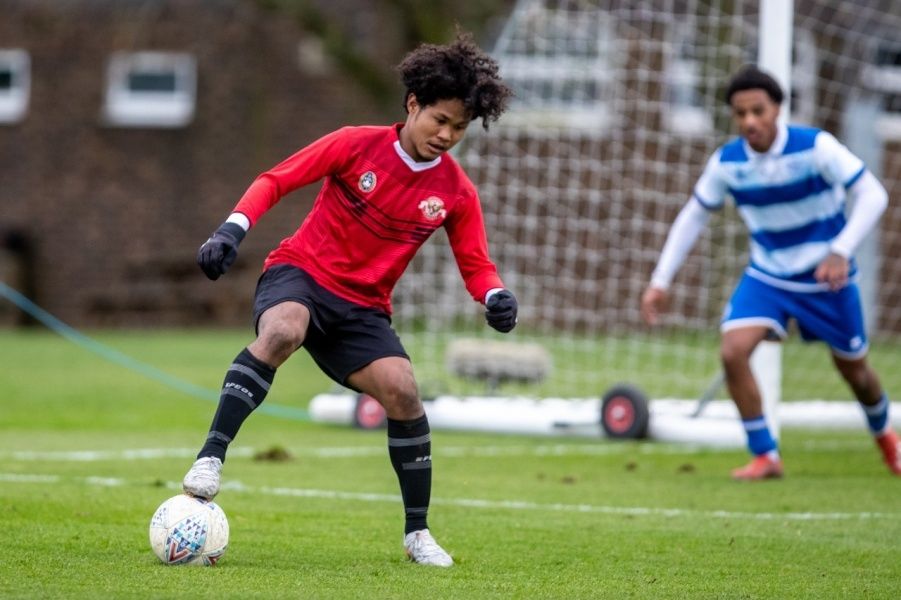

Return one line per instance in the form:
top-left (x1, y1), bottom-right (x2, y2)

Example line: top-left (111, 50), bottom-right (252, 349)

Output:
top-left (418, 196), bottom-right (447, 221)
top-left (358, 171), bottom-right (377, 192)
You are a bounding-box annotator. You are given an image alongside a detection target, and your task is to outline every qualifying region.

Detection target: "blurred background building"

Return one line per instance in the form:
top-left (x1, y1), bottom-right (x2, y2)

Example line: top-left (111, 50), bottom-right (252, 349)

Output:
top-left (0, 0), bottom-right (512, 327)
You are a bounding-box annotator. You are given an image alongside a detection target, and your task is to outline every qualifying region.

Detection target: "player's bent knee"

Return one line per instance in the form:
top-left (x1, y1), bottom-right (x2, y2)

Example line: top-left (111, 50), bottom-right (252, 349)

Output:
top-left (259, 320), bottom-right (305, 355)
top-left (720, 345), bottom-right (751, 370)
top-left (348, 357), bottom-right (422, 418)
top-left (378, 384), bottom-right (422, 419)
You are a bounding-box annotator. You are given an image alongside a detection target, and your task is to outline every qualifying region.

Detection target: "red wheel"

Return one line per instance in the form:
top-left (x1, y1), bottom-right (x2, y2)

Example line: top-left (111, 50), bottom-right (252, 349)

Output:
top-left (600, 384), bottom-right (649, 439)
top-left (352, 394), bottom-right (387, 429)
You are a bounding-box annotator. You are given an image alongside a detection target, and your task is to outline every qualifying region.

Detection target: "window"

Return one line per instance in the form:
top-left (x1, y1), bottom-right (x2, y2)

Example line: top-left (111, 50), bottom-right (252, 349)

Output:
top-left (663, 22), bottom-right (713, 136)
top-left (789, 30), bottom-right (817, 125)
top-left (860, 40), bottom-right (901, 140)
top-left (0, 49), bottom-right (30, 124)
top-left (492, 4), bottom-right (616, 131)
top-left (102, 51), bottom-right (196, 128)
top-left (297, 37), bottom-right (335, 75)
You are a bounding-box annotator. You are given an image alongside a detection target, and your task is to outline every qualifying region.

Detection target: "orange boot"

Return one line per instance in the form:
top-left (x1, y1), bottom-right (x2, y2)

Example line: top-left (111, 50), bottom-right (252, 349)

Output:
top-left (731, 455), bottom-right (784, 480)
top-left (876, 430), bottom-right (901, 475)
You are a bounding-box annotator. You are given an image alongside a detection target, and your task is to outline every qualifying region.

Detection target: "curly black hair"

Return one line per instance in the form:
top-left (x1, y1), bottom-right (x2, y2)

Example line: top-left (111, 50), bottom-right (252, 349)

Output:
top-left (396, 32), bottom-right (512, 130)
top-left (725, 64), bottom-right (784, 105)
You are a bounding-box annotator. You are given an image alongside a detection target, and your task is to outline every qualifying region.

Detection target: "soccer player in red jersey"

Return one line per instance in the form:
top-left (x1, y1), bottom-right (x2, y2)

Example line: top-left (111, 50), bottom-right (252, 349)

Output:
top-left (182, 33), bottom-right (517, 567)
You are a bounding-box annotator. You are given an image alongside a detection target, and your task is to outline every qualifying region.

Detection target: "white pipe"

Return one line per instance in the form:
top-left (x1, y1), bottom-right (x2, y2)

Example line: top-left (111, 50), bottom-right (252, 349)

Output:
top-left (309, 393), bottom-right (890, 447)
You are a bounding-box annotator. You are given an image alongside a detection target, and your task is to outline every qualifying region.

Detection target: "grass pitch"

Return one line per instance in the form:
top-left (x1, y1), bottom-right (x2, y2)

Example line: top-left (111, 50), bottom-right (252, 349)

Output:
top-left (1, 329), bottom-right (900, 599)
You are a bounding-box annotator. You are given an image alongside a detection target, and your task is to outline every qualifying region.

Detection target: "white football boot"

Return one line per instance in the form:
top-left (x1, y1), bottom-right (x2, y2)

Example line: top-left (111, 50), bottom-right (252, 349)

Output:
top-left (182, 456), bottom-right (222, 500)
top-left (404, 529), bottom-right (453, 567)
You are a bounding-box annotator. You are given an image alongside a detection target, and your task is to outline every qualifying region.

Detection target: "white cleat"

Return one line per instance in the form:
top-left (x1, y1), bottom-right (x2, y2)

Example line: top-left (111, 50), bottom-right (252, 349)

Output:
top-left (182, 456), bottom-right (222, 500)
top-left (404, 529), bottom-right (453, 567)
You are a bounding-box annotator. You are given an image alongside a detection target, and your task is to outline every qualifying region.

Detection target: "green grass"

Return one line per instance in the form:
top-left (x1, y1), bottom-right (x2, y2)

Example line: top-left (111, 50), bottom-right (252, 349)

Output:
top-left (2, 329), bottom-right (901, 599)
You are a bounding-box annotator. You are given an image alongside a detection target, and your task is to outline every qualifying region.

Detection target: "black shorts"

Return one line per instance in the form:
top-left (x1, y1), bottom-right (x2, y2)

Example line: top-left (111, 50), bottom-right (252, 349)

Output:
top-left (252, 264), bottom-right (409, 389)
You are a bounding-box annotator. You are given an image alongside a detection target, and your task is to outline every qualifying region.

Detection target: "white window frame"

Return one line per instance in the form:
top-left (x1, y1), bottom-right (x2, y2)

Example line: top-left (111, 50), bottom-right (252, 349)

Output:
top-left (860, 40), bottom-right (901, 140)
top-left (789, 29), bottom-right (817, 126)
top-left (0, 49), bottom-right (30, 124)
top-left (493, 4), bottom-right (616, 132)
top-left (102, 51), bottom-right (196, 128)
top-left (663, 21), bottom-right (713, 136)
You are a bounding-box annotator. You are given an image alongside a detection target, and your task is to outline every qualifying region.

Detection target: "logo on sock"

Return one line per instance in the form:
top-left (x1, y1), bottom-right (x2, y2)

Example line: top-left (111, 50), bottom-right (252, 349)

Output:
top-left (224, 382), bottom-right (253, 398)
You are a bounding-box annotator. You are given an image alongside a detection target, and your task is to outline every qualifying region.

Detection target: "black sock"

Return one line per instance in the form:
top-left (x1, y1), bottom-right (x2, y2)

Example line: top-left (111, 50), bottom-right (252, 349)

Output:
top-left (198, 348), bottom-right (276, 462)
top-left (387, 415), bottom-right (432, 534)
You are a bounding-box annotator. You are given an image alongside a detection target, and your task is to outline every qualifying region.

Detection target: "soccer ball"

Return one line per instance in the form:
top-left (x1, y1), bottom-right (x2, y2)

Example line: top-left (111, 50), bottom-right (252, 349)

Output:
top-left (149, 494), bottom-right (229, 566)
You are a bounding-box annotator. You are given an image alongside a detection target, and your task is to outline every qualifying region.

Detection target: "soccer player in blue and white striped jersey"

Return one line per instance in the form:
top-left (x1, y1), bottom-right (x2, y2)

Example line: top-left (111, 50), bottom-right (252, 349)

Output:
top-left (641, 65), bottom-right (901, 480)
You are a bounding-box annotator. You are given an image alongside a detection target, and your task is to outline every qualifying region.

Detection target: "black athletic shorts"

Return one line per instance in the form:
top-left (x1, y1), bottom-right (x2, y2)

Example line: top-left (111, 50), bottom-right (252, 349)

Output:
top-left (252, 264), bottom-right (409, 389)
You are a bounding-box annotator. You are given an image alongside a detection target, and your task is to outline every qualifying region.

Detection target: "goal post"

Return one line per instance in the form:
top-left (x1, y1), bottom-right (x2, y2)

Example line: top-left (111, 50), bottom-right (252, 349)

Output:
top-left (388, 0), bottom-right (901, 410)
top-left (749, 0), bottom-right (794, 438)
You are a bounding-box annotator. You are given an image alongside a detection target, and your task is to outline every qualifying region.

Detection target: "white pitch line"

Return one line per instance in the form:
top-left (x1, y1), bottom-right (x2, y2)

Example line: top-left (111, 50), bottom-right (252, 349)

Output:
top-left (0, 439), bottom-right (875, 463)
top-left (4, 447), bottom-right (256, 462)
top-left (255, 484), bottom-right (891, 521)
top-left (1, 472), bottom-right (897, 522)
top-left (0, 473), bottom-right (60, 483)
top-left (2, 444), bottom-right (695, 462)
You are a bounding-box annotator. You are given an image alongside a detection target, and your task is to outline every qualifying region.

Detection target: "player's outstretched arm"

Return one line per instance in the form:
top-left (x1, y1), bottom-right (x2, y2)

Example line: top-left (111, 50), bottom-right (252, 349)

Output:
top-left (642, 197), bottom-right (710, 324)
top-left (485, 289), bottom-right (518, 333)
top-left (197, 216), bottom-right (248, 280)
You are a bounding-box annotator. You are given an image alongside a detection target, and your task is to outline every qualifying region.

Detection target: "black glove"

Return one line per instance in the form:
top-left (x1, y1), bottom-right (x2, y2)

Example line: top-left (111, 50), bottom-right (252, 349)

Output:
top-left (485, 289), bottom-right (518, 333)
top-left (197, 222), bottom-right (246, 280)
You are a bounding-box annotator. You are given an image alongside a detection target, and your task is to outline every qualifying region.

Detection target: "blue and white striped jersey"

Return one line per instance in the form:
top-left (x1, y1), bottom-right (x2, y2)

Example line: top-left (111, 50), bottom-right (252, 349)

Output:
top-left (693, 123), bottom-right (866, 291)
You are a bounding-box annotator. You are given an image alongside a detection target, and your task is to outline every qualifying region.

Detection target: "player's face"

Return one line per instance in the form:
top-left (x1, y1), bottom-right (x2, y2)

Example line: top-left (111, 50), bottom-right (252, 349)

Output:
top-left (400, 95), bottom-right (471, 162)
top-left (730, 89), bottom-right (780, 152)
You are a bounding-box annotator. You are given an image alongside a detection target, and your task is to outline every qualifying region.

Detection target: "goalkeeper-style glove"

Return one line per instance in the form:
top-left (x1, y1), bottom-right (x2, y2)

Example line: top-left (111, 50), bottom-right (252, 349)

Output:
top-left (197, 222), bottom-right (246, 280)
top-left (485, 289), bottom-right (518, 333)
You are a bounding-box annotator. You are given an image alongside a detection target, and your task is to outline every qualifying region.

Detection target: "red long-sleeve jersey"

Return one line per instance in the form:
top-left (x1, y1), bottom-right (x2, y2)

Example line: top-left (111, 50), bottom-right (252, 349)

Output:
top-left (232, 124), bottom-right (504, 314)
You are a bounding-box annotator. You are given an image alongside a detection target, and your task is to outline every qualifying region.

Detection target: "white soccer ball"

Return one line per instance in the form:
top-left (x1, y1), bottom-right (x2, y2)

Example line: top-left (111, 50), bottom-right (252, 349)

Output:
top-left (149, 494), bottom-right (229, 566)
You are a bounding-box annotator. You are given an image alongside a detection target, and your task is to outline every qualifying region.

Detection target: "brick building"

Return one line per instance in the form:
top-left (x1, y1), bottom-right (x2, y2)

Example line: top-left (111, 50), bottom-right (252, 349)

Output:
top-left (0, 0), bottom-right (408, 327)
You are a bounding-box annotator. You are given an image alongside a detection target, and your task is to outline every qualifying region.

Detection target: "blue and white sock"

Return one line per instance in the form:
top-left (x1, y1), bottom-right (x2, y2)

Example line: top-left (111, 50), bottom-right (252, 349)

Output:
top-left (861, 393), bottom-right (890, 436)
top-left (743, 415), bottom-right (779, 459)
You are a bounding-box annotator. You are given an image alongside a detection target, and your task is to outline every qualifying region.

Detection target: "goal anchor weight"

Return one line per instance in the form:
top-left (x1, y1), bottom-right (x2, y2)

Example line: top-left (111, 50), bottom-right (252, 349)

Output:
top-left (599, 383), bottom-right (650, 439)
top-left (352, 393), bottom-right (387, 430)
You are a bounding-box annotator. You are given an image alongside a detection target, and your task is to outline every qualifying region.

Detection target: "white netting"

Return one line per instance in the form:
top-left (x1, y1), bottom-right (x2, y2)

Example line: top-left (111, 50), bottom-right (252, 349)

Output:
top-left (391, 0), bottom-right (901, 402)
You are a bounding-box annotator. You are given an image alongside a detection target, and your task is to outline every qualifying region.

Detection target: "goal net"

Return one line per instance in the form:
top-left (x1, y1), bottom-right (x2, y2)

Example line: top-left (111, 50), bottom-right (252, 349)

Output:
top-left (391, 0), bottom-right (901, 403)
